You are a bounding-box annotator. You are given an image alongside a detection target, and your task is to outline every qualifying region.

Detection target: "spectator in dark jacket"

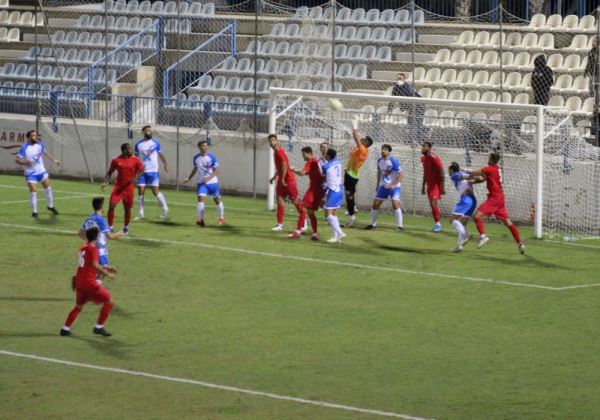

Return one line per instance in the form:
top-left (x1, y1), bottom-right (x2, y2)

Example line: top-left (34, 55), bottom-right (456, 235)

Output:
top-left (389, 73), bottom-right (425, 132)
top-left (531, 55), bottom-right (554, 106)
top-left (585, 36), bottom-right (598, 97)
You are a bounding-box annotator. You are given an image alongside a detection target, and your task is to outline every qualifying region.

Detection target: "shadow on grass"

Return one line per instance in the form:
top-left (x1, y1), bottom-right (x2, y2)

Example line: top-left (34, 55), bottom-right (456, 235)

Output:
top-left (124, 237), bottom-right (165, 248)
top-left (146, 220), bottom-right (188, 228)
top-left (0, 296), bottom-right (71, 302)
top-left (469, 253), bottom-right (572, 270)
top-left (359, 236), bottom-right (447, 256)
top-left (72, 335), bottom-right (132, 359)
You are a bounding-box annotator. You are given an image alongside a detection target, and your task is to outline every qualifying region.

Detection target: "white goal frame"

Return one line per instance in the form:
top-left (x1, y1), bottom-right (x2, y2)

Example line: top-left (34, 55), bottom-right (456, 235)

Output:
top-left (268, 87), bottom-right (546, 239)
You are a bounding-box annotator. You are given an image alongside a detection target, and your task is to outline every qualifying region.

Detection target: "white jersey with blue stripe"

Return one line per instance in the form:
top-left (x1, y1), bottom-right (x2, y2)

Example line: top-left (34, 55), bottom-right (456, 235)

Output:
top-left (193, 152), bottom-right (219, 185)
top-left (451, 171), bottom-right (474, 196)
top-left (134, 138), bottom-right (162, 173)
top-left (82, 213), bottom-right (111, 257)
top-left (322, 158), bottom-right (342, 192)
top-left (377, 156), bottom-right (402, 187)
top-left (17, 142), bottom-right (46, 176)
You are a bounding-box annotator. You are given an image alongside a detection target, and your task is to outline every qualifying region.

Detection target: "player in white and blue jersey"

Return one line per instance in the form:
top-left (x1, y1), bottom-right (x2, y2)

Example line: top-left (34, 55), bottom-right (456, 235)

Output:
top-left (365, 144), bottom-right (405, 231)
top-left (134, 125), bottom-right (169, 219)
top-left (322, 148), bottom-right (346, 243)
top-left (79, 197), bottom-right (124, 283)
top-left (15, 130), bottom-right (61, 218)
top-left (181, 140), bottom-right (225, 226)
top-left (448, 162), bottom-right (478, 253)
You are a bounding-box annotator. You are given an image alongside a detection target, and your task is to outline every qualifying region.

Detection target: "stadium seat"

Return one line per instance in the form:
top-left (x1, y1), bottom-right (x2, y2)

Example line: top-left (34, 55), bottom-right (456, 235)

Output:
top-left (150, 1), bottom-right (164, 15)
top-left (448, 89), bottom-right (464, 101)
top-left (464, 70), bottom-right (488, 88)
top-left (578, 15), bottom-right (596, 32)
top-left (63, 48), bottom-right (77, 62)
top-left (572, 97), bottom-right (594, 117)
top-left (424, 68), bottom-right (441, 84)
top-left (568, 75), bottom-right (588, 94)
top-left (487, 71), bottom-right (504, 89)
top-left (544, 14), bottom-right (562, 31)
top-left (464, 50), bottom-right (482, 67)
top-left (564, 35), bottom-right (589, 52)
top-left (350, 8), bottom-right (366, 23)
top-left (292, 5), bottom-right (308, 20)
top-left (356, 26), bottom-right (371, 41)
top-left (0, 27), bottom-right (7, 42)
top-left (449, 49), bottom-right (466, 66)
top-left (308, 6), bottom-right (323, 20)
top-left (163, 1), bottom-right (177, 16)
top-left (450, 30), bottom-right (474, 48)
top-left (19, 11), bottom-right (33, 27)
top-left (125, 0), bottom-right (138, 13)
top-left (561, 15), bottom-right (579, 32)
top-left (7, 11), bottom-right (19, 25)
top-left (6, 27), bottom-right (19, 42)
top-left (287, 42), bottom-right (303, 56)
top-left (488, 31), bottom-right (505, 48)
top-left (547, 95), bottom-right (564, 107)
top-left (0, 10), bottom-right (7, 25)
top-left (481, 51), bottom-right (498, 68)
top-left (562, 54), bottom-right (581, 71)
top-left (546, 53), bottom-right (563, 70)
top-left (263, 59), bottom-right (279, 75)
top-left (551, 74), bottom-right (572, 94)
top-left (574, 119), bottom-right (591, 137)
top-left (528, 14), bottom-right (546, 30)
top-left (472, 31), bottom-right (490, 48)
top-left (375, 46), bottom-right (391, 61)
top-left (75, 14), bottom-right (90, 28)
top-left (505, 32), bottom-right (522, 48)
top-left (365, 8), bottom-right (379, 23)
top-left (499, 51), bottom-right (514, 68)
top-left (188, 2), bottom-right (202, 16)
top-left (178, 2), bottom-right (189, 16)
top-left (520, 115), bottom-right (537, 134)
top-left (384, 28), bottom-right (401, 43)
top-left (479, 91), bottom-right (496, 102)
top-left (340, 26), bottom-right (356, 41)
top-left (498, 92), bottom-right (512, 103)
top-left (412, 67), bottom-right (426, 82)
top-left (532, 33), bottom-right (554, 52)
top-left (429, 48), bottom-right (450, 65)
top-left (346, 45), bottom-right (362, 60)
top-left (513, 93), bottom-right (529, 104)
top-left (432, 88), bottom-right (448, 100)
top-left (0, 62), bottom-right (14, 77)
top-left (418, 87), bottom-right (432, 98)
top-left (398, 29), bottom-right (414, 44)
top-left (379, 9), bottom-right (395, 24)
top-left (437, 69), bottom-right (456, 86)
top-left (519, 33), bottom-right (538, 51)
top-left (269, 23), bottom-right (284, 38)
top-left (336, 7), bottom-right (351, 23)
top-left (317, 44), bottom-right (331, 58)
top-left (506, 52), bottom-right (530, 70)
top-left (351, 64), bottom-right (367, 79)
top-left (285, 23), bottom-right (300, 38)
top-left (259, 41), bottom-right (275, 55)
top-left (455, 69), bottom-right (473, 87)
top-left (394, 9), bottom-right (409, 25)
top-left (274, 41), bottom-right (289, 56)
top-left (361, 45), bottom-right (376, 60)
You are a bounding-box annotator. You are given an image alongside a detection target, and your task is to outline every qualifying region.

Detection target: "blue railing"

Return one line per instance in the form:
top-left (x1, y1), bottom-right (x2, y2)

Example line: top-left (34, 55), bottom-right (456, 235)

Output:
top-left (162, 20), bottom-right (237, 101)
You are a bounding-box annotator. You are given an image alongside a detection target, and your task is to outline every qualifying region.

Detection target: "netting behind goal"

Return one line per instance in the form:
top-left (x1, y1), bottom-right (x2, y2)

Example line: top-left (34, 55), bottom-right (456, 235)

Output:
top-left (269, 88), bottom-right (600, 239)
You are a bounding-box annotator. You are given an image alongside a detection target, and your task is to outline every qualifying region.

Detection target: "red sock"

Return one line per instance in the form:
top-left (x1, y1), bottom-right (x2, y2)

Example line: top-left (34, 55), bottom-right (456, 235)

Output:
top-left (474, 217), bottom-right (485, 235)
top-left (508, 224), bottom-right (522, 244)
top-left (309, 214), bottom-right (318, 233)
top-left (124, 209), bottom-right (131, 227)
top-left (431, 205), bottom-right (441, 223)
top-left (296, 209), bottom-right (306, 231)
top-left (276, 204), bottom-right (284, 225)
top-left (97, 302), bottom-right (113, 326)
top-left (64, 306), bottom-right (82, 328)
top-left (107, 208), bottom-right (115, 227)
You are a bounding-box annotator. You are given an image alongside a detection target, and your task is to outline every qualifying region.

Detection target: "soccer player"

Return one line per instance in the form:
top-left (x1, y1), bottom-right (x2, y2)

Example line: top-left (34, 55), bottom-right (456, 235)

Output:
top-left (289, 146), bottom-right (325, 240)
top-left (467, 152), bottom-right (525, 254)
top-left (181, 140), bottom-right (225, 226)
top-left (318, 141), bottom-right (328, 167)
top-left (344, 121), bottom-right (373, 227)
top-left (60, 227), bottom-right (116, 337)
top-left (364, 144), bottom-right (404, 231)
top-left (268, 134), bottom-right (305, 232)
top-left (421, 141), bottom-right (445, 232)
top-left (322, 148), bottom-right (346, 243)
top-left (15, 130), bottom-right (60, 217)
top-left (102, 143), bottom-right (143, 235)
top-left (80, 197), bottom-right (124, 283)
top-left (134, 125), bottom-right (169, 219)
top-left (448, 162), bottom-right (477, 253)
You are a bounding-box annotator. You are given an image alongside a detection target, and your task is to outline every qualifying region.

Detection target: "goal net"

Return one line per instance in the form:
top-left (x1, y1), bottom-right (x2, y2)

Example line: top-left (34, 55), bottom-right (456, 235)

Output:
top-left (268, 88), bottom-right (600, 240)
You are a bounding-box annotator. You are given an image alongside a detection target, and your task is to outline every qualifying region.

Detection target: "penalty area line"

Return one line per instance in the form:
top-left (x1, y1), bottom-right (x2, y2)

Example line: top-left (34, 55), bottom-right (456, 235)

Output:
top-left (0, 350), bottom-right (428, 420)
top-left (0, 222), bottom-right (569, 291)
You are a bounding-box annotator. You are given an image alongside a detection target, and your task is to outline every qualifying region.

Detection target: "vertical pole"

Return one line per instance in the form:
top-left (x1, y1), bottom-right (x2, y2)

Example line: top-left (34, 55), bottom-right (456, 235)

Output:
top-left (252, 1), bottom-right (258, 199)
top-left (104, 0), bottom-right (109, 172)
top-left (34, 1), bottom-right (39, 131)
top-left (535, 105), bottom-right (544, 239)
top-left (595, 7), bottom-right (600, 147)
top-left (175, 0), bottom-right (181, 191)
top-left (267, 104), bottom-right (276, 211)
top-left (499, 4), bottom-right (504, 100)
top-left (330, 0), bottom-right (335, 91)
top-left (410, 0), bottom-right (416, 217)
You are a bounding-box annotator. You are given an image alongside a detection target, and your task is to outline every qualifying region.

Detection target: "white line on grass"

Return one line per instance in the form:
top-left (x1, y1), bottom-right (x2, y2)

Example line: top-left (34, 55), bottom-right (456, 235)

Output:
top-left (0, 194), bottom-right (96, 205)
top-left (545, 240), bottom-right (600, 250)
top-left (0, 222), bottom-right (580, 291)
top-left (0, 350), bottom-right (428, 420)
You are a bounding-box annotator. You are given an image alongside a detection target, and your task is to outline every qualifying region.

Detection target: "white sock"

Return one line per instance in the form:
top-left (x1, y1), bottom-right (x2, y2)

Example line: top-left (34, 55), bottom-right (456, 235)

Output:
top-left (394, 208), bottom-right (403, 228)
top-left (44, 187), bottom-right (54, 208)
top-left (95, 324), bottom-right (103, 329)
top-left (61, 326), bottom-right (70, 331)
top-left (138, 196), bottom-right (144, 217)
top-left (30, 191), bottom-right (37, 213)
top-left (156, 192), bottom-right (168, 210)
top-left (217, 201), bottom-right (224, 219)
top-left (452, 220), bottom-right (466, 244)
top-left (370, 209), bottom-right (379, 226)
top-left (197, 202), bottom-right (205, 220)
top-left (327, 214), bottom-right (343, 236)
top-left (435, 221), bottom-right (442, 227)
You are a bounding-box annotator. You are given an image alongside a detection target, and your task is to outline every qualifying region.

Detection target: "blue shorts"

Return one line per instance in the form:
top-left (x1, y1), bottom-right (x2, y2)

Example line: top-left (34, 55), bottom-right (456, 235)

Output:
top-left (197, 183), bottom-right (220, 197)
top-left (138, 172), bottom-right (159, 187)
top-left (25, 172), bottom-right (48, 183)
top-left (99, 255), bottom-right (109, 266)
top-left (453, 195), bottom-right (477, 217)
top-left (375, 186), bottom-right (401, 201)
top-left (325, 188), bottom-right (343, 209)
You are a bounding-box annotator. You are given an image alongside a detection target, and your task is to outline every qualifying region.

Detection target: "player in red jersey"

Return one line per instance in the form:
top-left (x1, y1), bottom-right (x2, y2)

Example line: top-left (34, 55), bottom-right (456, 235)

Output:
top-left (467, 152), bottom-right (525, 254)
top-left (288, 146), bottom-right (325, 240)
top-left (268, 134), bottom-right (305, 232)
top-left (102, 143), bottom-right (144, 235)
top-left (421, 140), bottom-right (445, 232)
top-left (60, 227), bottom-right (117, 337)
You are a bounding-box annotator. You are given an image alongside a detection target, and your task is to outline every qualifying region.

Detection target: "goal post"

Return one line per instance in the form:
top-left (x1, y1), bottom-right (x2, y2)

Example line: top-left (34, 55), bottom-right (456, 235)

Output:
top-left (268, 87), bottom-right (593, 240)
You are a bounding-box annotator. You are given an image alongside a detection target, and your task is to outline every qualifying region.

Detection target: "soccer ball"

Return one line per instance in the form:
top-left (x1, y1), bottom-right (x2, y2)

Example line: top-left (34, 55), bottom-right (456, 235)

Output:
top-left (329, 99), bottom-right (344, 111)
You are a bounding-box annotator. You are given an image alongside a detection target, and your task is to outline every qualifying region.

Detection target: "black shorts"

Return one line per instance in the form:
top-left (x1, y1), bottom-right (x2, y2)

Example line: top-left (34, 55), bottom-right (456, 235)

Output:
top-left (344, 172), bottom-right (359, 195)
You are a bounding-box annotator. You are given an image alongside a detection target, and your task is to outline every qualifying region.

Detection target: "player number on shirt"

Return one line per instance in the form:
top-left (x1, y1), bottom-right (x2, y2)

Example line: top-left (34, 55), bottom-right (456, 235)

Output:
top-left (78, 251), bottom-right (86, 268)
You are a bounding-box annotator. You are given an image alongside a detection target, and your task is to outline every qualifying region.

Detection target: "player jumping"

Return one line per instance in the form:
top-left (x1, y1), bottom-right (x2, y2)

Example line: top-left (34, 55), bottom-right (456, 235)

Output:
top-left (322, 148), bottom-right (346, 243)
top-left (181, 140), bottom-right (225, 226)
top-left (15, 130), bottom-right (60, 218)
top-left (421, 141), bottom-right (445, 232)
top-left (448, 162), bottom-right (477, 253)
top-left (268, 134), bottom-right (305, 232)
top-left (467, 152), bottom-right (525, 254)
top-left (365, 144), bottom-right (404, 231)
top-left (80, 197), bottom-right (124, 284)
top-left (60, 227), bottom-right (116, 337)
top-left (344, 121), bottom-right (373, 227)
top-left (135, 125), bottom-right (169, 220)
top-left (289, 146), bottom-right (325, 240)
top-left (102, 143), bottom-right (143, 235)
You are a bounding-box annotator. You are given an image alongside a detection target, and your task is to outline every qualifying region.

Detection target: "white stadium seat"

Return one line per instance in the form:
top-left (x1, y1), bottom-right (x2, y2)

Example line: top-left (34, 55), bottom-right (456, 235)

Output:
top-left (544, 14), bottom-right (562, 31)
top-left (528, 14), bottom-right (546, 30)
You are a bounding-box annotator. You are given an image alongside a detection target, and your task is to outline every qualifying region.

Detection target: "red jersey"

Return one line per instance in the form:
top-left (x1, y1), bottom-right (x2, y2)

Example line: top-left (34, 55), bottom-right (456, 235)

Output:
top-left (273, 146), bottom-right (295, 184)
top-left (75, 243), bottom-right (99, 290)
top-left (303, 157), bottom-right (324, 191)
top-left (421, 152), bottom-right (444, 186)
top-left (108, 155), bottom-right (143, 189)
top-left (481, 164), bottom-right (504, 198)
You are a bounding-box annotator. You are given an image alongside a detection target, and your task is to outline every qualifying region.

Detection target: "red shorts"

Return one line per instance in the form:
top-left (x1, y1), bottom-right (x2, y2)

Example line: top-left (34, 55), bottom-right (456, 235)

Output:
top-left (76, 285), bottom-right (112, 306)
top-left (276, 182), bottom-right (298, 201)
top-left (302, 188), bottom-right (325, 211)
top-left (478, 196), bottom-right (509, 221)
top-left (427, 183), bottom-right (443, 201)
top-left (110, 186), bottom-right (134, 209)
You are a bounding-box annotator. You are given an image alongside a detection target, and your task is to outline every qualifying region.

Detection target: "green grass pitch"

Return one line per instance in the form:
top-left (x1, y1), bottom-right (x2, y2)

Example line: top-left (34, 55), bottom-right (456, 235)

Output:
top-left (0, 174), bottom-right (598, 419)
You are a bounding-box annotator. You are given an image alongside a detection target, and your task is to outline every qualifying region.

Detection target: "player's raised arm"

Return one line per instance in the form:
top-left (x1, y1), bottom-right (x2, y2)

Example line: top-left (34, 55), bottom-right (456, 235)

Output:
top-left (158, 151), bottom-right (169, 173)
top-left (351, 120), bottom-right (361, 148)
top-left (182, 166), bottom-right (198, 184)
